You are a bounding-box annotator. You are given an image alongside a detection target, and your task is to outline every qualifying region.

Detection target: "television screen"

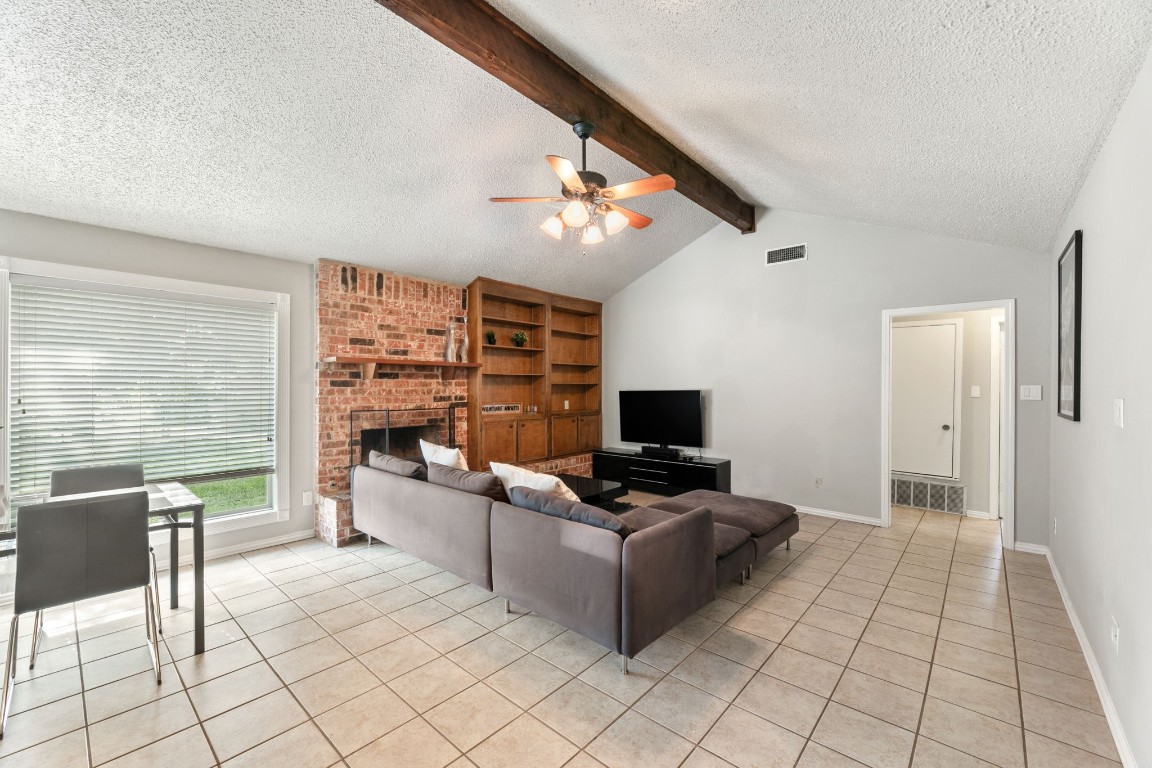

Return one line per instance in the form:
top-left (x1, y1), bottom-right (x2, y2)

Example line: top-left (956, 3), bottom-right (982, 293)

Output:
top-left (619, 390), bottom-right (703, 448)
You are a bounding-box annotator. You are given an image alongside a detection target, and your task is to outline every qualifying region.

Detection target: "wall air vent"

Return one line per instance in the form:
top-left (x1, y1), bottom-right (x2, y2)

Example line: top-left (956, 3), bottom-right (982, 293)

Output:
top-left (765, 243), bottom-right (807, 266)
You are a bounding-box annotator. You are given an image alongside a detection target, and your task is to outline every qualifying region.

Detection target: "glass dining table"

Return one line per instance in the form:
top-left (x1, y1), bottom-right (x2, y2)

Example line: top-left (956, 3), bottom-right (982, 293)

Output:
top-left (0, 482), bottom-right (206, 655)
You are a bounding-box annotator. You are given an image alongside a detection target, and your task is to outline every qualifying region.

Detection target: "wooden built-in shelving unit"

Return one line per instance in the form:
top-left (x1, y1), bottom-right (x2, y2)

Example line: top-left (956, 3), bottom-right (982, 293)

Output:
top-left (467, 278), bottom-right (602, 469)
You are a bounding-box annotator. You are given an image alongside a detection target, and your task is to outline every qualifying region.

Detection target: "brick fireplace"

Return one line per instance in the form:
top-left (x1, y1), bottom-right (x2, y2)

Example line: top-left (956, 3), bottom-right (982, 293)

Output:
top-left (315, 259), bottom-right (470, 545)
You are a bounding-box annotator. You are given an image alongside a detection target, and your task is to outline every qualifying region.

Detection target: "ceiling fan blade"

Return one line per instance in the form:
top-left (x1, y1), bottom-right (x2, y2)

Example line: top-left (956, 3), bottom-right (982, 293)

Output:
top-left (600, 174), bottom-right (675, 201)
top-left (489, 197), bottom-right (567, 203)
top-left (606, 203), bottom-right (653, 230)
top-left (546, 155), bottom-right (586, 194)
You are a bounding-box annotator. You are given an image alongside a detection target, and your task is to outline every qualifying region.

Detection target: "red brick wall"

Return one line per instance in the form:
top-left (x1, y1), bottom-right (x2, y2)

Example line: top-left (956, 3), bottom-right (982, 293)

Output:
top-left (316, 259), bottom-right (470, 544)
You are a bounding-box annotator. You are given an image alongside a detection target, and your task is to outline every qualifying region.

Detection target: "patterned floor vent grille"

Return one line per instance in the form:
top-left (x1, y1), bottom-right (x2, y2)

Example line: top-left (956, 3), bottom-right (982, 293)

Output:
top-left (892, 477), bottom-right (966, 515)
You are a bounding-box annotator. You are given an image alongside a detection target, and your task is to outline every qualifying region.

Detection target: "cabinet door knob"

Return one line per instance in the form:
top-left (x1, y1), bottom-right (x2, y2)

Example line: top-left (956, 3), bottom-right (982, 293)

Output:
top-left (942, 424), bottom-right (951, 431)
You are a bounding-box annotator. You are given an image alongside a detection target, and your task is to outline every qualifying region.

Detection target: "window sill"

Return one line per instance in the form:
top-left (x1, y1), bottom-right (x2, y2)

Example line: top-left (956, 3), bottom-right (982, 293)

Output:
top-left (149, 506), bottom-right (290, 543)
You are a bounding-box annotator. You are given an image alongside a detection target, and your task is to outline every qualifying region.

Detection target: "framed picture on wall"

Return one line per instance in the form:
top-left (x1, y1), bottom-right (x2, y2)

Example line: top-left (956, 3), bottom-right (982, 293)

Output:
top-left (1058, 230), bottom-right (1082, 421)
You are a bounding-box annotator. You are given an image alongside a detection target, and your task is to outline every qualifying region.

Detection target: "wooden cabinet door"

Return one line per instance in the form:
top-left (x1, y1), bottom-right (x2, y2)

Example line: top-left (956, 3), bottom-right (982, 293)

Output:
top-left (482, 420), bottom-right (517, 467)
top-left (578, 414), bottom-right (601, 452)
top-left (517, 419), bottom-right (548, 462)
top-left (551, 416), bottom-right (579, 456)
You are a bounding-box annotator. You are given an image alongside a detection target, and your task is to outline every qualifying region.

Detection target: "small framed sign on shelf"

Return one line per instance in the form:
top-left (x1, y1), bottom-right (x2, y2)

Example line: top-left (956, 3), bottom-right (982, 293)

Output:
top-left (481, 403), bottom-right (522, 415)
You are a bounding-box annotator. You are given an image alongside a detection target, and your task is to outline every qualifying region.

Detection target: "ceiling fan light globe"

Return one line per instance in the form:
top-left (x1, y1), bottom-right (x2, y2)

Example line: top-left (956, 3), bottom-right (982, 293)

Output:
top-left (540, 214), bottom-right (565, 240)
top-left (581, 223), bottom-right (605, 245)
top-left (604, 208), bottom-right (629, 235)
top-left (561, 200), bottom-right (590, 228)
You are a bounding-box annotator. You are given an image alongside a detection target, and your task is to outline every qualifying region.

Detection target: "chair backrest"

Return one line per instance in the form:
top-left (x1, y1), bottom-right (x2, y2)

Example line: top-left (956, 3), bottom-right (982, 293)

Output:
top-left (15, 491), bottom-right (150, 615)
top-left (50, 463), bottom-right (145, 497)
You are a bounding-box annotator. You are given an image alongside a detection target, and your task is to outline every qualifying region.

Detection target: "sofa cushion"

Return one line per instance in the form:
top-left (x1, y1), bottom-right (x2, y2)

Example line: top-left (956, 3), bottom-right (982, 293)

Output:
top-left (419, 439), bottom-right (469, 470)
top-left (650, 490), bottom-right (796, 537)
top-left (617, 506), bottom-right (750, 559)
top-left (490, 462), bottom-right (580, 502)
top-left (368, 451), bottom-right (427, 481)
top-left (428, 463), bottom-right (509, 503)
top-left (509, 486), bottom-right (632, 538)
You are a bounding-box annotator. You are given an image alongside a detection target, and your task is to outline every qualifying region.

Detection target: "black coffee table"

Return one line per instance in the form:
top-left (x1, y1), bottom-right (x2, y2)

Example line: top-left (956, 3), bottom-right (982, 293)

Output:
top-left (554, 473), bottom-right (627, 506)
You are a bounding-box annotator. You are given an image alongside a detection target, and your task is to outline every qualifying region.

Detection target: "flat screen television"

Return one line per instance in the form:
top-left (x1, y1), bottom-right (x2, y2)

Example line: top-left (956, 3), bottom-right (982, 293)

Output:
top-left (619, 390), bottom-right (703, 448)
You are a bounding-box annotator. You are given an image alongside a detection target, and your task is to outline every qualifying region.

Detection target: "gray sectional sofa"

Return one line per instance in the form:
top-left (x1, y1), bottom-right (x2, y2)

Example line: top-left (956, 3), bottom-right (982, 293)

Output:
top-left (350, 459), bottom-right (797, 665)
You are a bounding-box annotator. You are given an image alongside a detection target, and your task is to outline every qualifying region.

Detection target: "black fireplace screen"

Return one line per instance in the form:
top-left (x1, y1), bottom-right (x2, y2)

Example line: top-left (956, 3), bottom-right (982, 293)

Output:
top-left (348, 405), bottom-right (463, 470)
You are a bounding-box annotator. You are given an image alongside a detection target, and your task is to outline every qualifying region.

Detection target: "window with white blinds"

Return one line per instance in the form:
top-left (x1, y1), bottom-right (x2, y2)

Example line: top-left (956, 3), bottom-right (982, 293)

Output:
top-left (8, 276), bottom-right (278, 500)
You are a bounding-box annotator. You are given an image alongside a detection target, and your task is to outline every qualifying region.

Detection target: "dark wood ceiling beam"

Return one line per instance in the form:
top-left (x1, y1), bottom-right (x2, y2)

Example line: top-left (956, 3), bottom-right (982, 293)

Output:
top-left (374, 0), bottom-right (756, 233)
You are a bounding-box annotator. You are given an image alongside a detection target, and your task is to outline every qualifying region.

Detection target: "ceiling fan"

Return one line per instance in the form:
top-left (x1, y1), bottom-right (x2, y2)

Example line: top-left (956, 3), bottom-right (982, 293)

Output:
top-left (490, 121), bottom-right (676, 244)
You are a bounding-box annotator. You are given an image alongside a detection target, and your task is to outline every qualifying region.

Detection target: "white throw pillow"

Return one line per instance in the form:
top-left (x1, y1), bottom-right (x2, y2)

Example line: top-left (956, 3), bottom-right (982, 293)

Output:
top-left (489, 462), bottom-right (580, 502)
top-left (419, 439), bottom-right (469, 471)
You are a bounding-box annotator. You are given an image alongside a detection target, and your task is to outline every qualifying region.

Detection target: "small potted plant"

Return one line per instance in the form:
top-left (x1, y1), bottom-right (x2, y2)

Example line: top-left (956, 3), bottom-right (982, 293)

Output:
top-left (484, 331), bottom-right (496, 345)
top-left (511, 331), bottom-right (529, 348)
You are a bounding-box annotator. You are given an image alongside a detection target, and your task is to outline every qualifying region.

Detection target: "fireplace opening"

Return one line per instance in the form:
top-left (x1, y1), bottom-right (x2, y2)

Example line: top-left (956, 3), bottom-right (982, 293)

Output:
top-left (360, 424), bottom-right (444, 464)
top-left (350, 406), bottom-right (462, 468)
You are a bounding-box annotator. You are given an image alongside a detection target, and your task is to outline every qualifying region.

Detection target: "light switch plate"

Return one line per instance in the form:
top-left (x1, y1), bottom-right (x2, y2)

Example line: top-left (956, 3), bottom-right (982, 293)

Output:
top-left (1020, 385), bottom-right (1043, 401)
top-left (1114, 399), bottom-right (1125, 428)
top-left (970, 385), bottom-right (981, 398)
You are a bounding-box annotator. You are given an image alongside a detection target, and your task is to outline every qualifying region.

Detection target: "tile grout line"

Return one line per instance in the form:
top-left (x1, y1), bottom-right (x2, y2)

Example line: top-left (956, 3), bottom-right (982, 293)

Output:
top-left (905, 507), bottom-right (959, 768)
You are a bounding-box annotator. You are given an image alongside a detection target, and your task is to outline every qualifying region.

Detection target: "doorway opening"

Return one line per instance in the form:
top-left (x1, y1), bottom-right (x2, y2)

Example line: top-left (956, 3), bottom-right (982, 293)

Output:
top-left (880, 300), bottom-right (1016, 548)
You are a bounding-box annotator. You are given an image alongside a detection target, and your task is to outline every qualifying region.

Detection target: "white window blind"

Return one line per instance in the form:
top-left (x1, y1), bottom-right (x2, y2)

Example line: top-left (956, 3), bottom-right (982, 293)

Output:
top-left (8, 276), bottom-right (278, 499)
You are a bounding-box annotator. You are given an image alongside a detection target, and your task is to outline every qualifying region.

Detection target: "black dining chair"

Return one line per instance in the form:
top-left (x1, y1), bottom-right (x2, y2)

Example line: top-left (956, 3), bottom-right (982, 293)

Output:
top-left (50, 464), bottom-right (162, 636)
top-left (1, 491), bottom-right (160, 738)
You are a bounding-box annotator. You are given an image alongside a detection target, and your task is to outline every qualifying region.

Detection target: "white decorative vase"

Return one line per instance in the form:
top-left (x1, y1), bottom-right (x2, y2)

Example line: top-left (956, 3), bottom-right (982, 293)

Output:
top-left (459, 321), bottom-right (469, 363)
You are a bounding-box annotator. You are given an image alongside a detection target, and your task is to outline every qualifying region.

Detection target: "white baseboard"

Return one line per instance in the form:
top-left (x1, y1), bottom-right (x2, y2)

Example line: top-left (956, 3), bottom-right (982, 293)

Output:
top-left (154, 530), bottom-right (316, 570)
top-left (793, 505), bottom-right (883, 527)
top-left (964, 509), bottom-right (997, 520)
top-left (1032, 547), bottom-right (1138, 767)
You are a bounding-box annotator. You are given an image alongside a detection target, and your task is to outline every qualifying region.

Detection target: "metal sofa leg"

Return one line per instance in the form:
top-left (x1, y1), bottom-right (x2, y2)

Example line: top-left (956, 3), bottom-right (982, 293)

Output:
top-left (620, 655), bottom-right (629, 675)
top-left (740, 571), bottom-right (746, 585)
top-left (150, 549), bottom-right (163, 635)
top-left (28, 611), bottom-right (43, 669)
top-left (144, 586), bottom-right (161, 685)
top-left (503, 599), bottom-right (510, 614)
top-left (366, 534), bottom-right (372, 546)
top-left (1, 614), bottom-right (20, 738)
top-left (786, 538), bottom-right (791, 551)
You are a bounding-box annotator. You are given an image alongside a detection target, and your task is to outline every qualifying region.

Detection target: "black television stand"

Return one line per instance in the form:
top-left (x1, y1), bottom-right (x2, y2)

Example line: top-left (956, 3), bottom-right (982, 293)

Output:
top-left (592, 448), bottom-right (731, 495)
top-left (640, 445), bottom-right (682, 460)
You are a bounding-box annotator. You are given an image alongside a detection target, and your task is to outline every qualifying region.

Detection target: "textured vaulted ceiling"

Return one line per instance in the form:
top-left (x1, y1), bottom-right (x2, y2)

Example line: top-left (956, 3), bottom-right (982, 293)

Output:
top-left (3, 2), bottom-right (1152, 299)
top-left (490, 0), bottom-right (1152, 253)
top-left (0, 1), bottom-right (716, 300)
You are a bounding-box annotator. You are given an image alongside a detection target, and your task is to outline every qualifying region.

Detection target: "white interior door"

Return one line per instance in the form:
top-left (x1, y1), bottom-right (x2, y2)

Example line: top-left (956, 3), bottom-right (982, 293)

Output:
top-left (891, 322), bottom-right (960, 478)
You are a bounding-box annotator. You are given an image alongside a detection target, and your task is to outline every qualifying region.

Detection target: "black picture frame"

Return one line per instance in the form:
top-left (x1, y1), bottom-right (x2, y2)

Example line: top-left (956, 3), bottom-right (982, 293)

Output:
top-left (1057, 230), bottom-right (1083, 421)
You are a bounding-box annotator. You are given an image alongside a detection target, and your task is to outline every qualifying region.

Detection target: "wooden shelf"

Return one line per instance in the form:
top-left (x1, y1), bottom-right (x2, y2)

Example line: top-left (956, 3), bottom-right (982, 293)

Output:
top-left (482, 372), bottom-right (545, 377)
top-left (484, 344), bottom-right (544, 352)
top-left (481, 316), bottom-right (545, 328)
top-left (551, 328), bottom-right (598, 338)
top-left (551, 362), bottom-right (598, 368)
top-left (322, 356), bottom-right (480, 382)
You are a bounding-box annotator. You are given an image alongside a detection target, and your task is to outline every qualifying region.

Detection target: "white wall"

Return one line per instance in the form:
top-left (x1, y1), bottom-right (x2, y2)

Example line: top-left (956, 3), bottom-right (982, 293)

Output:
top-left (1048, 44), bottom-right (1152, 767)
top-left (901, 309), bottom-right (1004, 515)
top-left (603, 208), bottom-right (1051, 543)
top-left (0, 209), bottom-right (317, 554)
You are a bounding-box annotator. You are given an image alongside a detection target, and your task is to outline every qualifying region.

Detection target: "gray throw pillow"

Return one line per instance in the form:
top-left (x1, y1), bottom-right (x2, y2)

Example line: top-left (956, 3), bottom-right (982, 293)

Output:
top-left (509, 486), bottom-right (633, 539)
top-left (368, 451), bottom-right (427, 481)
top-left (428, 463), bottom-right (509, 503)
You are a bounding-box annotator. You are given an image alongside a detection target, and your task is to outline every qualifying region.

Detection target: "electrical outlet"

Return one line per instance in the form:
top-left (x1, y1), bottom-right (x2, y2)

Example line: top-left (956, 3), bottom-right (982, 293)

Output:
top-left (1114, 399), bottom-right (1125, 428)
top-left (814, 476), bottom-right (824, 489)
top-left (1052, 517), bottom-right (1057, 535)
top-left (303, 491), bottom-right (314, 507)
top-left (563, 400), bottom-right (569, 410)
top-left (1111, 617), bottom-right (1120, 653)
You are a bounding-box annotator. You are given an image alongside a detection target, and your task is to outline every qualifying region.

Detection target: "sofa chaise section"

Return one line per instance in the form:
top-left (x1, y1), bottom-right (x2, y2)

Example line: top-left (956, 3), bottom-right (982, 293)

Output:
top-left (490, 501), bottom-right (716, 660)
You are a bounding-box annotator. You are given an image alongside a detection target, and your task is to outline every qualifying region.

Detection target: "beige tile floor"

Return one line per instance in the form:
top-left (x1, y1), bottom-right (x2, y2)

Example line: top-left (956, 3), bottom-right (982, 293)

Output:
top-left (0, 503), bottom-right (1123, 768)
